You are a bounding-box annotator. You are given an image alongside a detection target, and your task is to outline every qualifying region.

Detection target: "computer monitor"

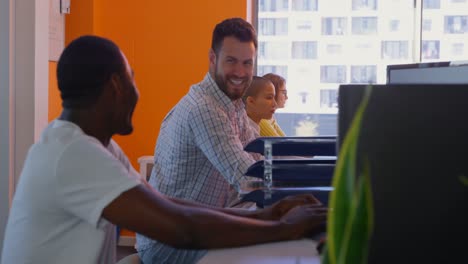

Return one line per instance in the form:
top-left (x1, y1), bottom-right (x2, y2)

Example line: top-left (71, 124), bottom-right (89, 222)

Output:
top-left (387, 61), bottom-right (468, 84)
top-left (338, 84), bottom-right (468, 263)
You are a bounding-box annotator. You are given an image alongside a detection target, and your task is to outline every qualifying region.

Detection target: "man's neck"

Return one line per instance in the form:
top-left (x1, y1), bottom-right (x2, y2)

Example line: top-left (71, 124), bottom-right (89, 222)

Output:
top-left (59, 108), bottom-right (112, 146)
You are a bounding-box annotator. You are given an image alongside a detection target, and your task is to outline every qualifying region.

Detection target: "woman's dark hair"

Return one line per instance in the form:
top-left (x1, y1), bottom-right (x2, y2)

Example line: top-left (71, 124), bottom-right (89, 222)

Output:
top-left (211, 17), bottom-right (258, 56)
top-left (242, 76), bottom-right (272, 103)
top-left (57, 35), bottom-right (125, 108)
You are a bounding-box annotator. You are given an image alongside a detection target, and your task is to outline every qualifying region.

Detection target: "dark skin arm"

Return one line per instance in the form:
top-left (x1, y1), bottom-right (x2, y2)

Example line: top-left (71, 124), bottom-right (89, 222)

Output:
top-left (141, 173), bottom-right (321, 221)
top-left (102, 184), bottom-right (327, 250)
top-left (168, 193), bottom-right (322, 220)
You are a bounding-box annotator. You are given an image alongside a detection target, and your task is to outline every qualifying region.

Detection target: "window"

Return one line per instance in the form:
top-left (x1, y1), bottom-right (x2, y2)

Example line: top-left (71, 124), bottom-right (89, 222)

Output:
top-left (423, 0), bottom-right (440, 9)
top-left (259, 0), bottom-right (289, 12)
top-left (256, 0), bottom-right (468, 136)
top-left (292, 41), bottom-right (317, 59)
top-left (258, 41), bottom-right (289, 60)
top-left (259, 18), bottom-right (288, 35)
top-left (352, 0), bottom-right (377, 10)
top-left (351, 65), bottom-right (377, 83)
top-left (298, 91), bottom-right (310, 104)
top-left (381, 41), bottom-right (409, 59)
top-left (389, 20), bottom-right (400, 31)
top-left (292, 0), bottom-right (318, 11)
top-left (451, 43), bottom-right (464, 56)
top-left (444, 16), bottom-right (468, 34)
top-left (422, 40), bottom-right (440, 59)
top-left (257, 65), bottom-right (288, 79)
top-left (422, 19), bottom-right (432, 31)
top-left (352, 17), bottom-right (378, 35)
top-left (322, 17), bottom-right (347, 35)
top-left (327, 44), bottom-right (342, 55)
top-left (320, 89), bottom-right (338, 108)
top-left (320, 65), bottom-right (346, 83)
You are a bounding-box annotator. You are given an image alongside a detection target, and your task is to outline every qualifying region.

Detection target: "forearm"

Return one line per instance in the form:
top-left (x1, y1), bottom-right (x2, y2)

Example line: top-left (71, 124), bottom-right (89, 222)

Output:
top-left (168, 196), bottom-right (262, 219)
top-left (104, 186), bottom-right (298, 250)
top-left (178, 206), bottom-right (295, 249)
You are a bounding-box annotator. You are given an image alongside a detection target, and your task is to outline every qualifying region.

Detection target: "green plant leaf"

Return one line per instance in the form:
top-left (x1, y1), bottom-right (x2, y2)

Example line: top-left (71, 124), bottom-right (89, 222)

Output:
top-left (325, 85), bottom-right (373, 264)
top-left (459, 175), bottom-right (468, 187)
top-left (337, 160), bottom-right (374, 264)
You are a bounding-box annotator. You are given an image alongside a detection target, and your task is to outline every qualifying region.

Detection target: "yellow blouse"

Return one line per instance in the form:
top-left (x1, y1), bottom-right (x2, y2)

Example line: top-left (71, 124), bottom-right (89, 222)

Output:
top-left (259, 118), bottom-right (286, 137)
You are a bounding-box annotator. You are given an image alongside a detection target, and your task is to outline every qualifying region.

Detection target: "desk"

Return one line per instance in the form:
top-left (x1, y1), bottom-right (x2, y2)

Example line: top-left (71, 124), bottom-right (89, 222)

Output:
top-left (198, 239), bottom-right (321, 264)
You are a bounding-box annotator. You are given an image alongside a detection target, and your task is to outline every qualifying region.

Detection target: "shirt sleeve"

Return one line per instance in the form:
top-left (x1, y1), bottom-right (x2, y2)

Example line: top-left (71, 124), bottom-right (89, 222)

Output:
top-left (55, 137), bottom-right (142, 227)
top-left (189, 104), bottom-right (256, 191)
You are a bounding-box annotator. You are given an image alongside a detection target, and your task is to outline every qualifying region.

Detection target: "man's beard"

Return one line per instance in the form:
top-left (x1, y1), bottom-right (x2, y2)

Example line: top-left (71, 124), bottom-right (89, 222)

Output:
top-left (213, 67), bottom-right (250, 101)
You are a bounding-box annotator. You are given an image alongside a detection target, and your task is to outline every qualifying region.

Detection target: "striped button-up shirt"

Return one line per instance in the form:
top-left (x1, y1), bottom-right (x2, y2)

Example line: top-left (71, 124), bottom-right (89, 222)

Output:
top-left (136, 74), bottom-right (258, 261)
top-left (151, 73), bottom-right (257, 206)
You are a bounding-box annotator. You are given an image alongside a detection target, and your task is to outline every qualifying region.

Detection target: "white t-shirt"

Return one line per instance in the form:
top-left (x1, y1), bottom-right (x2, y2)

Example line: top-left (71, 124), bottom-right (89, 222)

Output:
top-left (1, 120), bottom-right (142, 264)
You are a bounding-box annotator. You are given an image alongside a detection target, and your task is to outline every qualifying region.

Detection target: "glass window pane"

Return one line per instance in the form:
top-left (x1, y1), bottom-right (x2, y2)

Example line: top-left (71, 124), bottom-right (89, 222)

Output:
top-left (423, 0), bottom-right (440, 9)
top-left (352, 17), bottom-right (378, 35)
top-left (322, 17), bottom-right (347, 35)
top-left (259, 0), bottom-right (289, 12)
top-left (291, 41), bottom-right (317, 59)
top-left (351, 65), bottom-right (377, 83)
top-left (352, 0), bottom-right (377, 10)
top-left (257, 0), bottom-right (415, 136)
top-left (259, 18), bottom-right (289, 36)
top-left (444, 16), bottom-right (468, 34)
top-left (423, 3), bottom-right (468, 61)
top-left (292, 0), bottom-right (318, 11)
top-left (381, 41), bottom-right (409, 60)
top-left (320, 65), bottom-right (347, 83)
top-left (422, 40), bottom-right (440, 60)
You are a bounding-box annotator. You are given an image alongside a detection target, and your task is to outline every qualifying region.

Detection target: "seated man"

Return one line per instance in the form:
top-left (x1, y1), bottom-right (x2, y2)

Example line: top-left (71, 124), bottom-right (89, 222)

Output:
top-left (137, 17), bottom-right (272, 262)
top-left (243, 76), bottom-right (277, 138)
top-left (0, 35), bottom-right (327, 264)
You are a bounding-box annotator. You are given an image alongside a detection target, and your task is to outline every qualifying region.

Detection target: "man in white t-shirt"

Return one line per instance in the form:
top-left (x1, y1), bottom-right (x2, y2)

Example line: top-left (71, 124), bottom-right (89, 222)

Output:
top-left (1, 36), bottom-right (327, 264)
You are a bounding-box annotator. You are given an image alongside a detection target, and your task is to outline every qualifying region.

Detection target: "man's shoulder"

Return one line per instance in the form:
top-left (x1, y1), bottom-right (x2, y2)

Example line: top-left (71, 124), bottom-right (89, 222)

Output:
top-left (176, 86), bottom-right (222, 114)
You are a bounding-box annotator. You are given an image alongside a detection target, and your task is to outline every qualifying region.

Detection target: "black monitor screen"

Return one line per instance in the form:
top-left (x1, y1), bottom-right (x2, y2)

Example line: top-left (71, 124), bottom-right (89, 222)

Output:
top-left (387, 61), bottom-right (468, 84)
top-left (338, 84), bottom-right (468, 263)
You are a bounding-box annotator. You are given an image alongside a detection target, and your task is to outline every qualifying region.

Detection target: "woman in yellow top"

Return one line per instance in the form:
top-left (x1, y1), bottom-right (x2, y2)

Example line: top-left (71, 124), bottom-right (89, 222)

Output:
top-left (260, 73), bottom-right (288, 137)
top-left (243, 76), bottom-right (277, 138)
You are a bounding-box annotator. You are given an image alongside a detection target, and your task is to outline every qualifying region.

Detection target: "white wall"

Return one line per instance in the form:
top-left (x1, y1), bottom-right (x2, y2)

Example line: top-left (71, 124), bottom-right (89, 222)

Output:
top-left (0, 0), bottom-right (12, 257)
top-left (0, 0), bottom-right (49, 257)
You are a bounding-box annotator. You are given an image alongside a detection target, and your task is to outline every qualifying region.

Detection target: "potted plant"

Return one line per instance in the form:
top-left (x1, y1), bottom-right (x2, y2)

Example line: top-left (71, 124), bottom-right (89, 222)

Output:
top-left (322, 85), bottom-right (374, 264)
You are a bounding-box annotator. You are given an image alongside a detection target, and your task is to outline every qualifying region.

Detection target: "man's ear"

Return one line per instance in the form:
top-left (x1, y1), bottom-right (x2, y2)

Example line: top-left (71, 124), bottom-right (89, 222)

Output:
top-left (209, 49), bottom-right (216, 67)
top-left (109, 73), bottom-right (123, 96)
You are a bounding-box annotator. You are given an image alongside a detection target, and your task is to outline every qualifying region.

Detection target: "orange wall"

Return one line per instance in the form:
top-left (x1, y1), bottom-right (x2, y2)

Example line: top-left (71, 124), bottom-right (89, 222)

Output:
top-left (49, 1), bottom-right (248, 168)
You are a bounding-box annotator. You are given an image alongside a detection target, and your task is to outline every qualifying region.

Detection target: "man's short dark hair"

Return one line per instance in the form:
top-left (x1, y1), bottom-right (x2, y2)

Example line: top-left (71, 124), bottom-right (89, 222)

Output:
top-left (57, 35), bottom-right (124, 109)
top-left (211, 17), bottom-right (258, 55)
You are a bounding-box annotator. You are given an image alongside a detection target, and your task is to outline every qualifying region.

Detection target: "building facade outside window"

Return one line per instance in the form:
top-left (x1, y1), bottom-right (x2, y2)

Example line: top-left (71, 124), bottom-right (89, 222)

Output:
top-left (352, 0), bottom-right (377, 10)
top-left (352, 17), bottom-right (378, 35)
top-left (256, 0), bottom-right (468, 136)
top-left (320, 65), bottom-right (347, 83)
top-left (292, 41), bottom-right (317, 59)
top-left (422, 40), bottom-right (440, 59)
top-left (292, 0), bottom-right (318, 11)
top-left (259, 0), bottom-right (289, 12)
top-left (423, 0), bottom-right (440, 9)
top-left (351, 65), bottom-right (377, 83)
top-left (322, 17), bottom-right (347, 35)
top-left (381, 41), bottom-right (409, 60)
top-left (444, 16), bottom-right (468, 34)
